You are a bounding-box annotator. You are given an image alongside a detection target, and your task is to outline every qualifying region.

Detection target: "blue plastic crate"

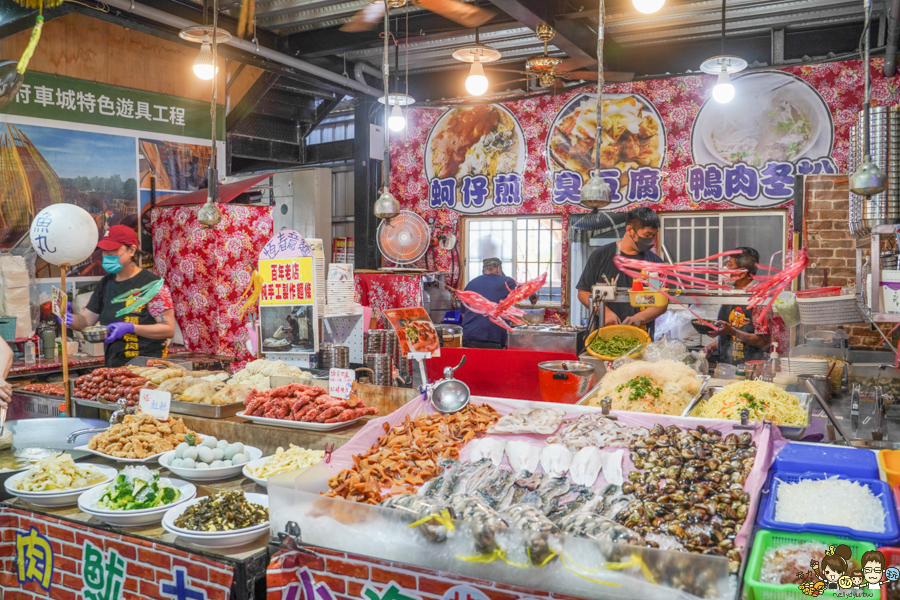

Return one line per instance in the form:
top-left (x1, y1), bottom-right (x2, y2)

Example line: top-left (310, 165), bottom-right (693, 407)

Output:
top-left (757, 470), bottom-right (900, 545)
top-left (773, 442), bottom-right (879, 480)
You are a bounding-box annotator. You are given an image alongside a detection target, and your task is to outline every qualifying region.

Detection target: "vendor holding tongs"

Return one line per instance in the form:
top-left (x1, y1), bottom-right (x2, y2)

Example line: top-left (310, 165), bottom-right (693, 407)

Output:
top-left (67, 225), bottom-right (177, 367)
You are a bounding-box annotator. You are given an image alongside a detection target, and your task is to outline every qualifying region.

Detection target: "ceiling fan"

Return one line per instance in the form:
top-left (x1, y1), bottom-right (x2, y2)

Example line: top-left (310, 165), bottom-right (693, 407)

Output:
top-left (488, 24), bottom-right (633, 90)
top-left (342, 0), bottom-right (495, 33)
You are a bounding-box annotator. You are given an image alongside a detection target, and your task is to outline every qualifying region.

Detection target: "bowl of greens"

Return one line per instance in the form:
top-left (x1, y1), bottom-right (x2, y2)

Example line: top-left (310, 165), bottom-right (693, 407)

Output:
top-left (77, 465), bottom-right (195, 526)
top-left (584, 325), bottom-right (650, 361)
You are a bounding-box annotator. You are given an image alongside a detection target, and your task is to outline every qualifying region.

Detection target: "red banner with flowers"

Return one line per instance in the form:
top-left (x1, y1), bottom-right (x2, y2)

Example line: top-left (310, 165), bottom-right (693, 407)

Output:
top-left (390, 58), bottom-right (898, 279)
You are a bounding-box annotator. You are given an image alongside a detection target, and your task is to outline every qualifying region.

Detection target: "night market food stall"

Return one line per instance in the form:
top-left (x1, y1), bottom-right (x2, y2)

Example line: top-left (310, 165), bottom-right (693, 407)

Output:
top-left (4, 0), bottom-right (900, 599)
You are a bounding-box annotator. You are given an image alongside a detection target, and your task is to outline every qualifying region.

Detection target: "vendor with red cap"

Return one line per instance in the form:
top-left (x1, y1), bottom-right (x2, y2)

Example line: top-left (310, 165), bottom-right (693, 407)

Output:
top-left (67, 225), bottom-right (176, 367)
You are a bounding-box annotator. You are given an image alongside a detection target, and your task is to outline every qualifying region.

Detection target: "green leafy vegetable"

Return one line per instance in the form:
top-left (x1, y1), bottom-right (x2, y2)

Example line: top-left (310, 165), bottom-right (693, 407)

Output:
top-left (96, 467), bottom-right (180, 511)
top-left (589, 334), bottom-right (642, 357)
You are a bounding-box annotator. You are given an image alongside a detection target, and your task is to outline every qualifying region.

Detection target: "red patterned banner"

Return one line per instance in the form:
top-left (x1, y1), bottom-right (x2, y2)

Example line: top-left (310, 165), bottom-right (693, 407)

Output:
top-left (391, 58), bottom-right (898, 275)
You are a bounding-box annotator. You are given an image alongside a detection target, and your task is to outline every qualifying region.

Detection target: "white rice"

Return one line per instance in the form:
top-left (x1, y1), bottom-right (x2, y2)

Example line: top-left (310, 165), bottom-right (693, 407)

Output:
top-left (774, 476), bottom-right (885, 533)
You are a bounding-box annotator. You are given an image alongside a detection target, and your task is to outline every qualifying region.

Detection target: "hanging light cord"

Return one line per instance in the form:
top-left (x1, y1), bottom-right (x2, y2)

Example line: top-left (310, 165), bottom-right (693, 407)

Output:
top-left (382, 3), bottom-right (390, 193)
top-left (593, 0), bottom-right (605, 174)
top-left (862, 0), bottom-right (872, 157)
top-left (209, 0), bottom-right (218, 198)
top-left (721, 0), bottom-right (725, 55)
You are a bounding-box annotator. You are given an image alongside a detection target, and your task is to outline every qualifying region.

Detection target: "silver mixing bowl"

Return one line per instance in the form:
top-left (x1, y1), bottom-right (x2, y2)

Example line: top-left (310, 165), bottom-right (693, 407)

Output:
top-left (82, 326), bottom-right (108, 343)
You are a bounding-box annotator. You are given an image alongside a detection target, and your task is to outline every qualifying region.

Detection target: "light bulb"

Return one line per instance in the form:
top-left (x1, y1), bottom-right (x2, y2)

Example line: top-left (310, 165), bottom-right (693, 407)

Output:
top-left (193, 39), bottom-right (216, 80)
top-left (712, 66), bottom-right (735, 103)
top-left (388, 104), bottom-right (405, 131)
top-left (466, 60), bottom-right (489, 96)
top-left (632, 0), bottom-right (665, 13)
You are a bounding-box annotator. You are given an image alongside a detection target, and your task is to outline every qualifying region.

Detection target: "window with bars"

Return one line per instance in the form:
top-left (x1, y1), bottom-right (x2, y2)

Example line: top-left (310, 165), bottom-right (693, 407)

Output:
top-left (660, 211), bottom-right (787, 285)
top-left (464, 216), bottom-right (564, 304)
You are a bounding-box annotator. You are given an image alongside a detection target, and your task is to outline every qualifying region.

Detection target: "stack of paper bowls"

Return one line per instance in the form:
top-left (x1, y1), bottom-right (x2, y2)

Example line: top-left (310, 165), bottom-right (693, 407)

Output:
top-left (308, 238), bottom-right (326, 318)
top-left (326, 263), bottom-right (355, 314)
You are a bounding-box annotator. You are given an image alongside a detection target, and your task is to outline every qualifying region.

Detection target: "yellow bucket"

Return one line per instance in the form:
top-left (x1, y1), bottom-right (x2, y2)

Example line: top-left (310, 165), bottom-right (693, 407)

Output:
top-left (629, 289), bottom-right (669, 308)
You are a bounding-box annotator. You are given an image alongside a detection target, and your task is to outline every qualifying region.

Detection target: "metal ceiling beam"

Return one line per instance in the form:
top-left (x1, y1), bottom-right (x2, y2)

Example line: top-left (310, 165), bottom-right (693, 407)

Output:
top-left (484, 0), bottom-right (597, 58)
top-left (97, 0), bottom-right (382, 96)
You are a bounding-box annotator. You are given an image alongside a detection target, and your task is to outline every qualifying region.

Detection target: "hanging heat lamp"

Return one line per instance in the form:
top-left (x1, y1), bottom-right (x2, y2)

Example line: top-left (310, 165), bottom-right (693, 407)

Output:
top-left (579, 0), bottom-right (612, 210)
top-left (850, 0), bottom-right (887, 196)
top-left (699, 0), bottom-right (746, 104)
top-left (374, 5), bottom-right (400, 220)
top-left (180, 4), bottom-right (229, 226)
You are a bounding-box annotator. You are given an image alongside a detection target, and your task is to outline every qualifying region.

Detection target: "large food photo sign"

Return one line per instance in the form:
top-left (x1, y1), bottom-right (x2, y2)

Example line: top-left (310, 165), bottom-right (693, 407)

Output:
top-left (404, 59), bottom-right (894, 226)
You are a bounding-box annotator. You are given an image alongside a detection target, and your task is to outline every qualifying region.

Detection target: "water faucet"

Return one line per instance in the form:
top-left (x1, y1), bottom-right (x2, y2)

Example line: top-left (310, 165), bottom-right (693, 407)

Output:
top-left (872, 385), bottom-right (887, 441)
top-left (66, 398), bottom-right (136, 443)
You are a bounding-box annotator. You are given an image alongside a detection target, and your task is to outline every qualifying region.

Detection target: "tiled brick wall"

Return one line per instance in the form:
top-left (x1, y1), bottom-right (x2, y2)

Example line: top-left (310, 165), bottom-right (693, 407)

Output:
top-left (0, 507), bottom-right (234, 600)
top-left (268, 546), bottom-right (590, 600)
top-left (804, 174), bottom-right (895, 348)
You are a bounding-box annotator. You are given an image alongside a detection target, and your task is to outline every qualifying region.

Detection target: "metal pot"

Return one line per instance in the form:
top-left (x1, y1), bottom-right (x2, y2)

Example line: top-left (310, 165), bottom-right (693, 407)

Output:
top-left (537, 360), bottom-right (595, 404)
top-left (82, 325), bottom-right (109, 343)
top-left (521, 308), bottom-right (545, 325)
top-left (434, 325), bottom-right (463, 348)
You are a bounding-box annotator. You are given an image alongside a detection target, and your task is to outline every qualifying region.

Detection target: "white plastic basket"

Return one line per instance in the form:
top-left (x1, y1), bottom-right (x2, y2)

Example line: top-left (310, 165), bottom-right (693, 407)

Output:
top-left (796, 294), bottom-right (864, 325)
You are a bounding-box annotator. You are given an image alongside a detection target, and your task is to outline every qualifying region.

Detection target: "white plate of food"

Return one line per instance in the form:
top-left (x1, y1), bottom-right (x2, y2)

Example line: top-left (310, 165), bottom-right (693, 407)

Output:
top-left (547, 92), bottom-right (666, 189)
top-left (78, 468), bottom-right (196, 526)
top-left (161, 492), bottom-right (269, 548)
top-left (241, 445), bottom-right (326, 488)
top-left (5, 456), bottom-right (118, 507)
top-left (235, 411), bottom-right (365, 431)
top-left (159, 442), bottom-right (262, 481)
top-left (74, 445), bottom-right (171, 464)
top-left (691, 71), bottom-right (833, 168)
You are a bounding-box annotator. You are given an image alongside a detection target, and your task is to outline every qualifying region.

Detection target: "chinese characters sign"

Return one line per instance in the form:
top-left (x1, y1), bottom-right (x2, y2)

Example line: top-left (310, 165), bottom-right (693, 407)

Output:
top-left (5, 71), bottom-right (224, 140)
top-left (424, 105), bottom-right (527, 214)
top-left (16, 526), bottom-right (53, 591)
top-left (259, 258), bottom-right (315, 306)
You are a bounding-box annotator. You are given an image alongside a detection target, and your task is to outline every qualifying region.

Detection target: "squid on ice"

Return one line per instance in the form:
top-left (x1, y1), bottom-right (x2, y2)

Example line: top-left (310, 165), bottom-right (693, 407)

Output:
top-left (452, 273), bottom-right (547, 332)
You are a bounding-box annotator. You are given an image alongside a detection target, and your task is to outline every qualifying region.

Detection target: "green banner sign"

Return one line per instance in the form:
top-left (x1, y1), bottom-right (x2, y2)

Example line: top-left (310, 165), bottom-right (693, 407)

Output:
top-left (2, 71), bottom-right (225, 140)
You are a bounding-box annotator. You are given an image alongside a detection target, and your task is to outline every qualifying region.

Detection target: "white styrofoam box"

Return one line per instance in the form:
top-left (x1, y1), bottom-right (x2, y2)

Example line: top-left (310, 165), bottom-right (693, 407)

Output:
top-left (866, 271), bottom-right (900, 313)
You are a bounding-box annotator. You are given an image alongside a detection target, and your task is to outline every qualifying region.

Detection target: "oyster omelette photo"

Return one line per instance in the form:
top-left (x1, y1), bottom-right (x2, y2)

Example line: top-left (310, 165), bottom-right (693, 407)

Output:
top-left (426, 104), bottom-right (524, 181)
top-left (548, 93), bottom-right (666, 182)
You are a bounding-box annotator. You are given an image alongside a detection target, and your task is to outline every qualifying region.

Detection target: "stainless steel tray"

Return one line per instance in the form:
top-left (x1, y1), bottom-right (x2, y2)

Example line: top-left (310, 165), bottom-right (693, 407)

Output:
top-left (73, 395), bottom-right (244, 419)
top-left (684, 385), bottom-right (812, 440)
top-left (168, 399), bottom-right (245, 418)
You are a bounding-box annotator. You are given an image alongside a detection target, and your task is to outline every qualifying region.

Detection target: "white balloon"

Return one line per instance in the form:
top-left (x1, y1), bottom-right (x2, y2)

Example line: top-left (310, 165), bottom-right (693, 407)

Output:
top-left (30, 204), bottom-right (99, 266)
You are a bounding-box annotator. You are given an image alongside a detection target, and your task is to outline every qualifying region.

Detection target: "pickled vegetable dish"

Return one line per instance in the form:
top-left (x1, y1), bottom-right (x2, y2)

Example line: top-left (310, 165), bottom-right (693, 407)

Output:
top-left (174, 491), bottom-right (268, 531)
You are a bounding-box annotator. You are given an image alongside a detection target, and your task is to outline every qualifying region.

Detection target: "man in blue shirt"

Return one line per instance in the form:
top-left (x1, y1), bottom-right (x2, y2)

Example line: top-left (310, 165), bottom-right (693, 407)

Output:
top-left (461, 258), bottom-right (518, 348)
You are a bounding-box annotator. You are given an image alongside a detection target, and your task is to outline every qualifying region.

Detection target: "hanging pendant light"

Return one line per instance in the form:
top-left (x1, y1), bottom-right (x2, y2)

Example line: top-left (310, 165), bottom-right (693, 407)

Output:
top-left (580, 0), bottom-right (612, 209)
top-left (850, 0), bottom-right (887, 196)
top-left (193, 35), bottom-right (216, 80)
top-left (632, 0), bottom-right (664, 14)
top-left (452, 27), bottom-right (500, 96)
top-left (700, 0), bottom-right (745, 104)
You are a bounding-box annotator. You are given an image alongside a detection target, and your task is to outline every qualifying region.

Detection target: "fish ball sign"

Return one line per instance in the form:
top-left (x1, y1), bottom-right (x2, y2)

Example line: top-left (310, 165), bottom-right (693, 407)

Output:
top-left (30, 204), bottom-right (99, 266)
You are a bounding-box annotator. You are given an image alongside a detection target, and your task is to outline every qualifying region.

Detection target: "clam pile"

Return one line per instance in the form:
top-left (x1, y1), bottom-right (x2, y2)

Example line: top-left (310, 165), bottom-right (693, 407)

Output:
top-left (618, 423), bottom-right (756, 571)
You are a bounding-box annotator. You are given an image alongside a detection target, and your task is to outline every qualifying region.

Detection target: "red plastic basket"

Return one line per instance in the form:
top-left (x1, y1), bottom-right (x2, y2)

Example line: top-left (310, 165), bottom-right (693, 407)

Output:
top-left (796, 287), bottom-right (843, 298)
top-left (879, 545), bottom-right (900, 597)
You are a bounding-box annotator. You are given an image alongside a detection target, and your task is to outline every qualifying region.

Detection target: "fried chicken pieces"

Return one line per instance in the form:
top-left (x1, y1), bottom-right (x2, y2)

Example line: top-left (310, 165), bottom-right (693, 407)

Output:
top-left (87, 413), bottom-right (194, 458)
top-left (325, 404), bottom-right (500, 504)
top-left (243, 384), bottom-right (378, 423)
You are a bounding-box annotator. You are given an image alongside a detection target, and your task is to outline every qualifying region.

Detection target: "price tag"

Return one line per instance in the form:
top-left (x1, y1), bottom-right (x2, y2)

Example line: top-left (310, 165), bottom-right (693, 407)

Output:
top-left (139, 389), bottom-right (171, 420)
top-left (51, 286), bottom-right (67, 319)
top-left (329, 368), bottom-right (355, 400)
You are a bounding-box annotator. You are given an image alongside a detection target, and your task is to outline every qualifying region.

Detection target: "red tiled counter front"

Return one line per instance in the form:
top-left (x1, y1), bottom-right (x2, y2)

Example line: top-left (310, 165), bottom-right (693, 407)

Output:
top-left (0, 505), bottom-right (248, 600)
top-left (268, 545), bottom-right (588, 600)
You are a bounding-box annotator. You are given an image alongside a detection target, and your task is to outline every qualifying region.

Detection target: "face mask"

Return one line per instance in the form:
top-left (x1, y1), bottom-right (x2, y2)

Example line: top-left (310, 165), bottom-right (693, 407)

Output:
top-left (102, 254), bottom-right (124, 274)
top-left (632, 232), bottom-right (655, 253)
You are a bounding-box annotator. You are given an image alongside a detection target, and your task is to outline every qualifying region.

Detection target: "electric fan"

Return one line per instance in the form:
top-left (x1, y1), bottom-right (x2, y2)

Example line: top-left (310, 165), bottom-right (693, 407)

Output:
top-left (377, 211), bottom-right (430, 266)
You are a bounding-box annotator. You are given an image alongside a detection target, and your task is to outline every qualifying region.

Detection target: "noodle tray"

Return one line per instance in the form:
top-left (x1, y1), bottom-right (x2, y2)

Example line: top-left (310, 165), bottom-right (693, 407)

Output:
top-left (683, 386), bottom-right (812, 440)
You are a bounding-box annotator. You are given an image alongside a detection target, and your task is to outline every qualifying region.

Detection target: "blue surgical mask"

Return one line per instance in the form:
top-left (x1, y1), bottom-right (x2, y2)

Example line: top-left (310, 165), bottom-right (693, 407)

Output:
top-left (102, 255), bottom-right (124, 274)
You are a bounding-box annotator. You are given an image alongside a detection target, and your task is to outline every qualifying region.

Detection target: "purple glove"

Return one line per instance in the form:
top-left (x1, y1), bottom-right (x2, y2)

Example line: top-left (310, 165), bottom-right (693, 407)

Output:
top-left (56, 303), bottom-right (73, 327)
top-left (105, 322), bottom-right (135, 344)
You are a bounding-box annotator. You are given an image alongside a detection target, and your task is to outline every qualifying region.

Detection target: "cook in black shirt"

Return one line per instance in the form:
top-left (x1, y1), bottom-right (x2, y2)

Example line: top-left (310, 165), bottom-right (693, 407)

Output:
top-left (67, 225), bottom-right (176, 367)
top-left (576, 207), bottom-right (667, 336)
